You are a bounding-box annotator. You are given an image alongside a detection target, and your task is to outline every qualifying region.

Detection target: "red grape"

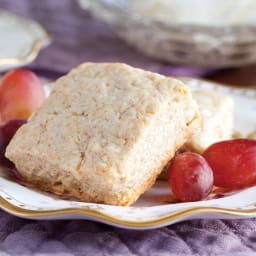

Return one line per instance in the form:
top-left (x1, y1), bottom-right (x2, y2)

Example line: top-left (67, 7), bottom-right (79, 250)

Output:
top-left (203, 139), bottom-right (256, 189)
top-left (0, 119), bottom-right (26, 168)
top-left (168, 152), bottom-right (213, 202)
top-left (0, 69), bottom-right (45, 121)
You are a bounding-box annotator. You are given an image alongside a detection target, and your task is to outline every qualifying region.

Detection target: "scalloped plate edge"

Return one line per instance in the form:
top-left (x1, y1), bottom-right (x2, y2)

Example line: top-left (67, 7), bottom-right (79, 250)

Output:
top-left (1, 194), bottom-right (256, 229)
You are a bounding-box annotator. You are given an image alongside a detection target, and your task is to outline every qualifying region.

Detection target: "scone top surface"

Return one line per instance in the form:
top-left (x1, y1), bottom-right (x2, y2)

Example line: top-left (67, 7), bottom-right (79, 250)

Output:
top-left (6, 63), bottom-right (200, 206)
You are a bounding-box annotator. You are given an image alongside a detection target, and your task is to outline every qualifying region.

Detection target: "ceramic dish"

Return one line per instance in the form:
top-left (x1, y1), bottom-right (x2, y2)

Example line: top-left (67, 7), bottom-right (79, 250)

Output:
top-left (78, 0), bottom-right (256, 67)
top-left (0, 10), bottom-right (51, 72)
top-left (0, 78), bottom-right (255, 230)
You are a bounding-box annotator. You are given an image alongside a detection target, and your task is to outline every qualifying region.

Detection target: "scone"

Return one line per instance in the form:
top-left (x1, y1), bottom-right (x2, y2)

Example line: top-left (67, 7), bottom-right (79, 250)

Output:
top-left (6, 62), bottom-right (200, 206)
top-left (184, 89), bottom-right (234, 153)
top-left (158, 89), bottom-right (234, 180)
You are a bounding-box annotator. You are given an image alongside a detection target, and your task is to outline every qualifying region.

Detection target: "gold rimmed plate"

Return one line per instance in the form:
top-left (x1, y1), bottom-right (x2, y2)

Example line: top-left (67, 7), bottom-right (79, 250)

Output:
top-left (0, 10), bottom-right (51, 72)
top-left (0, 78), bottom-right (255, 229)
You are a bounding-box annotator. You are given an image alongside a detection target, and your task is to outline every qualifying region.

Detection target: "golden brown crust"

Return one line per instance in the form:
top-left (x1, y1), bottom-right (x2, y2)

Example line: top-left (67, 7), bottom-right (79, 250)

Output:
top-left (20, 152), bottom-right (172, 206)
top-left (20, 136), bottom-right (189, 206)
top-left (9, 130), bottom-right (199, 206)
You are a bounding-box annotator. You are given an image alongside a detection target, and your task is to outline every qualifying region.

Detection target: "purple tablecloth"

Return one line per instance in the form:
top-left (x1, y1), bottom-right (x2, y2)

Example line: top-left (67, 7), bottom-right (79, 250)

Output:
top-left (0, 1), bottom-right (256, 255)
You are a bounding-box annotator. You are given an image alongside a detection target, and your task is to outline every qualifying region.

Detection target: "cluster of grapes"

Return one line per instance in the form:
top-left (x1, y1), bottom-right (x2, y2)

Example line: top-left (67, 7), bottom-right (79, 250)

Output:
top-left (0, 69), bottom-right (45, 170)
top-left (168, 139), bottom-right (256, 202)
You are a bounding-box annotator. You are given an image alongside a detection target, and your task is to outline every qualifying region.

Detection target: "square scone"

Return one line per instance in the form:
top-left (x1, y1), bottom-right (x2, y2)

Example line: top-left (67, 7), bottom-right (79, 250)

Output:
top-left (6, 63), bottom-right (200, 206)
top-left (184, 89), bottom-right (234, 154)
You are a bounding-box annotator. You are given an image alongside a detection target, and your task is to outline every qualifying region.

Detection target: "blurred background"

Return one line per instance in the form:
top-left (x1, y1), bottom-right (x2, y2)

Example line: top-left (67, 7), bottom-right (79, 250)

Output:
top-left (0, 2), bottom-right (256, 255)
top-left (1, 0), bottom-right (256, 86)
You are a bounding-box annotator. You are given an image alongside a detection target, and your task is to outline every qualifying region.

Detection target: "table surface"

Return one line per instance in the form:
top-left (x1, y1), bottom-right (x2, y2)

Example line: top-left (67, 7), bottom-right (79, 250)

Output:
top-left (206, 64), bottom-right (256, 88)
top-left (0, 1), bottom-right (256, 256)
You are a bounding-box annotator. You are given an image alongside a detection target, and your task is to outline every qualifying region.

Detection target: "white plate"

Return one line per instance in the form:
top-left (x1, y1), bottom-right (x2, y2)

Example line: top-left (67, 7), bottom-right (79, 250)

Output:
top-left (0, 10), bottom-right (51, 71)
top-left (0, 78), bottom-right (255, 230)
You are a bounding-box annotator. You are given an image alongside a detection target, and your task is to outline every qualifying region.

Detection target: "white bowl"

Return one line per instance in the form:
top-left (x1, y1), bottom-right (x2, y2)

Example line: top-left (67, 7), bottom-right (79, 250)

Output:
top-left (0, 10), bottom-right (51, 72)
top-left (78, 0), bottom-right (256, 67)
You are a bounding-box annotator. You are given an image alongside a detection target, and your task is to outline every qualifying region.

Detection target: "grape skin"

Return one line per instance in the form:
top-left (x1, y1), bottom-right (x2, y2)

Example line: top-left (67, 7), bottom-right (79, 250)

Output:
top-left (203, 139), bottom-right (256, 189)
top-left (168, 152), bottom-right (213, 202)
top-left (0, 119), bottom-right (26, 169)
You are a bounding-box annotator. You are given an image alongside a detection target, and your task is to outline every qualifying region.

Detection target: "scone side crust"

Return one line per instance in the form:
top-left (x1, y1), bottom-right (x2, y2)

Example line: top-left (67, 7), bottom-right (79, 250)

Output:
top-left (16, 145), bottom-right (179, 206)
